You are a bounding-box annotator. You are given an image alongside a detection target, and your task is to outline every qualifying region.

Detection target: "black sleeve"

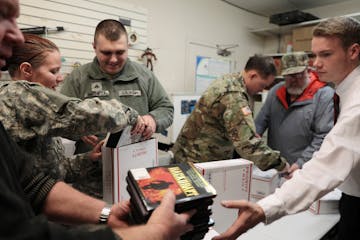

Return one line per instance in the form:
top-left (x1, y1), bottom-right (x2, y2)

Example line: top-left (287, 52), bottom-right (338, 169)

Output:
top-left (10, 130), bottom-right (58, 213)
top-left (0, 123), bottom-right (118, 239)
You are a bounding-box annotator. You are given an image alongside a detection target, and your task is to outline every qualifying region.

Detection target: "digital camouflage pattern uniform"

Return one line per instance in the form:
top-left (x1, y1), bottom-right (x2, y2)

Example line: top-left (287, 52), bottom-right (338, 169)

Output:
top-left (0, 81), bottom-right (138, 198)
top-left (172, 73), bottom-right (286, 171)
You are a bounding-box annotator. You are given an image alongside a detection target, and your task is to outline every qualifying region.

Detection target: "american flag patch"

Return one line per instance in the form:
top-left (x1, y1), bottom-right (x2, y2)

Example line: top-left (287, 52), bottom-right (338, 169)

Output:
top-left (241, 106), bottom-right (252, 116)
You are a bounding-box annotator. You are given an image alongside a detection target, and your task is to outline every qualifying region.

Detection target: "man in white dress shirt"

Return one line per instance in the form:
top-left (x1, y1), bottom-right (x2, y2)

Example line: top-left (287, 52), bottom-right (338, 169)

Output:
top-left (213, 16), bottom-right (360, 240)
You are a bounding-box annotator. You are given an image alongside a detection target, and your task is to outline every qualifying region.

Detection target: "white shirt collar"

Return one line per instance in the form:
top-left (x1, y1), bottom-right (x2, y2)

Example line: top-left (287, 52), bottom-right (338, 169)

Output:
top-left (336, 65), bottom-right (360, 97)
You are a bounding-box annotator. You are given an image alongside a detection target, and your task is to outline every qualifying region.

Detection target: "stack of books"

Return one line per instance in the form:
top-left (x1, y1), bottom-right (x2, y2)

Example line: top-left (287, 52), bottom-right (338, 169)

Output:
top-left (126, 162), bottom-right (217, 240)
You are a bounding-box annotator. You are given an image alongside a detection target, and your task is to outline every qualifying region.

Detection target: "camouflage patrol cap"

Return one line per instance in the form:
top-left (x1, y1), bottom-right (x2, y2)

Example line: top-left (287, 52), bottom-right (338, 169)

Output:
top-left (281, 51), bottom-right (309, 75)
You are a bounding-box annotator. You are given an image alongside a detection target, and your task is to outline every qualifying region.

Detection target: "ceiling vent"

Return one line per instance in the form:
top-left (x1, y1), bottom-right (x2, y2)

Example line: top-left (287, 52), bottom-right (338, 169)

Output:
top-left (270, 10), bottom-right (319, 26)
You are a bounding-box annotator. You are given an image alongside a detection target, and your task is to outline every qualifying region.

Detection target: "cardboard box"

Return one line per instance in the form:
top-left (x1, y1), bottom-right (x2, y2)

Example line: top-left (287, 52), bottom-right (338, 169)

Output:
top-left (195, 159), bottom-right (253, 233)
top-left (102, 138), bottom-right (158, 203)
top-left (292, 25), bottom-right (315, 51)
top-left (61, 138), bottom-right (76, 157)
top-left (204, 227), bottom-right (219, 240)
top-left (309, 189), bottom-right (342, 215)
top-left (250, 166), bottom-right (280, 199)
top-left (293, 40), bottom-right (312, 52)
top-left (280, 33), bottom-right (293, 53)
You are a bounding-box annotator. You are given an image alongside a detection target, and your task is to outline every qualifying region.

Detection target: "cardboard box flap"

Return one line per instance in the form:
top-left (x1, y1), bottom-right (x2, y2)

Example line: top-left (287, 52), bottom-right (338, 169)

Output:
top-left (105, 125), bottom-right (145, 148)
top-left (252, 165), bottom-right (278, 179)
top-left (195, 158), bottom-right (252, 172)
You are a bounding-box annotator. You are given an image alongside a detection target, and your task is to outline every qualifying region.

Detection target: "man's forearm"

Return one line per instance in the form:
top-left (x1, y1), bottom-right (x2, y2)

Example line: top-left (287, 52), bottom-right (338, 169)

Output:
top-left (114, 225), bottom-right (163, 240)
top-left (42, 182), bottom-right (105, 225)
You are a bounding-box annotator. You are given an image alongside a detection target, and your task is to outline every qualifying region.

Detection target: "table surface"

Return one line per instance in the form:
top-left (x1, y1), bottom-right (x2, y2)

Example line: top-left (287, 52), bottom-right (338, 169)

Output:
top-left (204, 210), bottom-right (339, 240)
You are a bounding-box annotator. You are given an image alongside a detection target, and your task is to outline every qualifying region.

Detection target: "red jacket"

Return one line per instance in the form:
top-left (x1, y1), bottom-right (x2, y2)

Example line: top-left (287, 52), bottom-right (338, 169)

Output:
top-left (276, 71), bottom-right (327, 109)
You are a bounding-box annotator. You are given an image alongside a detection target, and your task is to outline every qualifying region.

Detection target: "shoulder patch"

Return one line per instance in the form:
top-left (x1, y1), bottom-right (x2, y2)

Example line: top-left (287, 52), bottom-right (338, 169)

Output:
top-left (241, 106), bottom-right (252, 116)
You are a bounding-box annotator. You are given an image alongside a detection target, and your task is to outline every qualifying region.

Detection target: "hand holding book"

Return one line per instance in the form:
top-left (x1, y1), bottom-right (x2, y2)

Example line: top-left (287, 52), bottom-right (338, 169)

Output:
top-left (113, 191), bottom-right (196, 240)
top-left (126, 162), bottom-right (217, 239)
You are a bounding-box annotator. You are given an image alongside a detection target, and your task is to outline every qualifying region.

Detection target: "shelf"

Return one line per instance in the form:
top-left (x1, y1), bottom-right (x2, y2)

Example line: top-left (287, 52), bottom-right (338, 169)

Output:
top-left (250, 19), bottom-right (321, 37)
top-left (250, 12), bottom-right (360, 37)
top-left (265, 52), bottom-right (314, 57)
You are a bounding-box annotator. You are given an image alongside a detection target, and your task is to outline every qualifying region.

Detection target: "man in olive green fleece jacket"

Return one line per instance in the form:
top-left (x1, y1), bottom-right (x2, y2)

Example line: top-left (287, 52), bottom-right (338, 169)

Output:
top-left (60, 19), bottom-right (174, 198)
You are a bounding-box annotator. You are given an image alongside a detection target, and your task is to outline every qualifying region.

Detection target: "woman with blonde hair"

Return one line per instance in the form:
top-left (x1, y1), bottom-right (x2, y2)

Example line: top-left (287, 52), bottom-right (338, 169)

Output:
top-left (2, 33), bottom-right (144, 198)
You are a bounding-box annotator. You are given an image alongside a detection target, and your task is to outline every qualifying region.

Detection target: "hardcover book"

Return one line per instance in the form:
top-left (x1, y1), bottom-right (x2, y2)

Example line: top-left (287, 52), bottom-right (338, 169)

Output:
top-left (126, 162), bottom-right (217, 239)
top-left (127, 162), bottom-right (216, 214)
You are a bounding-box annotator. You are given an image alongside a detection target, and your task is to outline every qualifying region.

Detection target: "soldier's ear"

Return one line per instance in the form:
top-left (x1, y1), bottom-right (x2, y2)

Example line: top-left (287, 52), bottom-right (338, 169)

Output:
top-left (19, 62), bottom-right (33, 80)
top-left (249, 70), bottom-right (258, 80)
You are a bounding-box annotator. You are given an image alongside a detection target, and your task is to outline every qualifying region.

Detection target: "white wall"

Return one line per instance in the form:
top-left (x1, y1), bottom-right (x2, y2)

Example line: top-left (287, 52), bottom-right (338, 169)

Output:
top-left (17, 0), bottom-right (148, 76)
top-left (105, 0), bottom-right (268, 93)
top-left (308, 0), bottom-right (360, 18)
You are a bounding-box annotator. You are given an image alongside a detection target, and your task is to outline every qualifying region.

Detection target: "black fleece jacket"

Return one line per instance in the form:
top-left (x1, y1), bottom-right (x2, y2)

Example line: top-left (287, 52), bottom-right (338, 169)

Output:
top-left (0, 123), bottom-right (118, 239)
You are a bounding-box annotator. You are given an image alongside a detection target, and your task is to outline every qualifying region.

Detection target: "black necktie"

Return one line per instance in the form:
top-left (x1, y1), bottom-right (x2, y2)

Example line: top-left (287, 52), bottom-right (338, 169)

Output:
top-left (333, 93), bottom-right (340, 124)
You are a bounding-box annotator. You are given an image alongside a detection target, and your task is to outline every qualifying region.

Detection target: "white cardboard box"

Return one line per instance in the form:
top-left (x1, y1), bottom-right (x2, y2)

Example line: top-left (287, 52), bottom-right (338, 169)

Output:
top-left (61, 138), bottom-right (76, 157)
top-left (250, 166), bottom-right (280, 199)
top-left (102, 138), bottom-right (158, 203)
top-left (195, 159), bottom-right (253, 233)
top-left (203, 227), bottom-right (219, 240)
top-left (309, 188), bottom-right (342, 215)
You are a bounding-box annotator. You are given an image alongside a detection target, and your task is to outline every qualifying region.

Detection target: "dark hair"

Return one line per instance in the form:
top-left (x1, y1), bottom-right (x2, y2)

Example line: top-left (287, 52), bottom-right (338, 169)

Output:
top-left (244, 54), bottom-right (276, 78)
top-left (313, 17), bottom-right (360, 52)
top-left (6, 33), bottom-right (59, 76)
top-left (94, 19), bottom-right (127, 43)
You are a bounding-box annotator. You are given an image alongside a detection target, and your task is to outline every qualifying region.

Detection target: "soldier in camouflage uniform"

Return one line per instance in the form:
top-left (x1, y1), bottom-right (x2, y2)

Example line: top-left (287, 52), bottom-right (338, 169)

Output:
top-left (172, 55), bottom-right (288, 172)
top-left (3, 34), bottom-right (143, 198)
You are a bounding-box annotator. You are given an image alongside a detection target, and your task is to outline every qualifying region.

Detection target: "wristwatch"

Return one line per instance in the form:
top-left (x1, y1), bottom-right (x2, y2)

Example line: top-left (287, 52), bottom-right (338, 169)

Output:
top-left (99, 204), bottom-right (112, 224)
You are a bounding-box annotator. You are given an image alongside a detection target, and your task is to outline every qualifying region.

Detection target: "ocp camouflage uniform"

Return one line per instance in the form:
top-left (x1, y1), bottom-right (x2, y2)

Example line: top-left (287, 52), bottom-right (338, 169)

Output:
top-left (172, 73), bottom-right (286, 171)
top-left (0, 81), bottom-right (138, 198)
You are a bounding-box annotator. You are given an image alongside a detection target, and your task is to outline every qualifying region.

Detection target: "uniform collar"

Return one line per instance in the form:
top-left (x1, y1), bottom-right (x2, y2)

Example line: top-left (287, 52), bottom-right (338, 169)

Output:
top-left (88, 57), bottom-right (138, 82)
top-left (239, 74), bottom-right (251, 102)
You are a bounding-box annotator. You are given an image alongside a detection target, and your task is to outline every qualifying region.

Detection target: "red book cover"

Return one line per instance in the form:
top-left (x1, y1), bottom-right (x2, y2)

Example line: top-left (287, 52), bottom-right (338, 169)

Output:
top-left (127, 162), bottom-right (216, 214)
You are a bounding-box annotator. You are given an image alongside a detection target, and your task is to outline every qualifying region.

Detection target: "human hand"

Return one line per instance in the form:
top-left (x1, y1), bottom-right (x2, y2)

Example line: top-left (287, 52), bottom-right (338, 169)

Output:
top-left (285, 163), bottom-right (300, 179)
top-left (113, 191), bottom-right (195, 240)
top-left (148, 190), bottom-right (195, 239)
top-left (81, 135), bottom-right (99, 147)
top-left (131, 116), bottom-right (146, 136)
top-left (212, 200), bottom-right (265, 240)
top-left (107, 200), bottom-right (131, 228)
top-left (141, 114), bottom-right (156, 139)
top-left (88, 140), bottom-right (105, 161)
top-left (278, 161), bottom-right (290, 174)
